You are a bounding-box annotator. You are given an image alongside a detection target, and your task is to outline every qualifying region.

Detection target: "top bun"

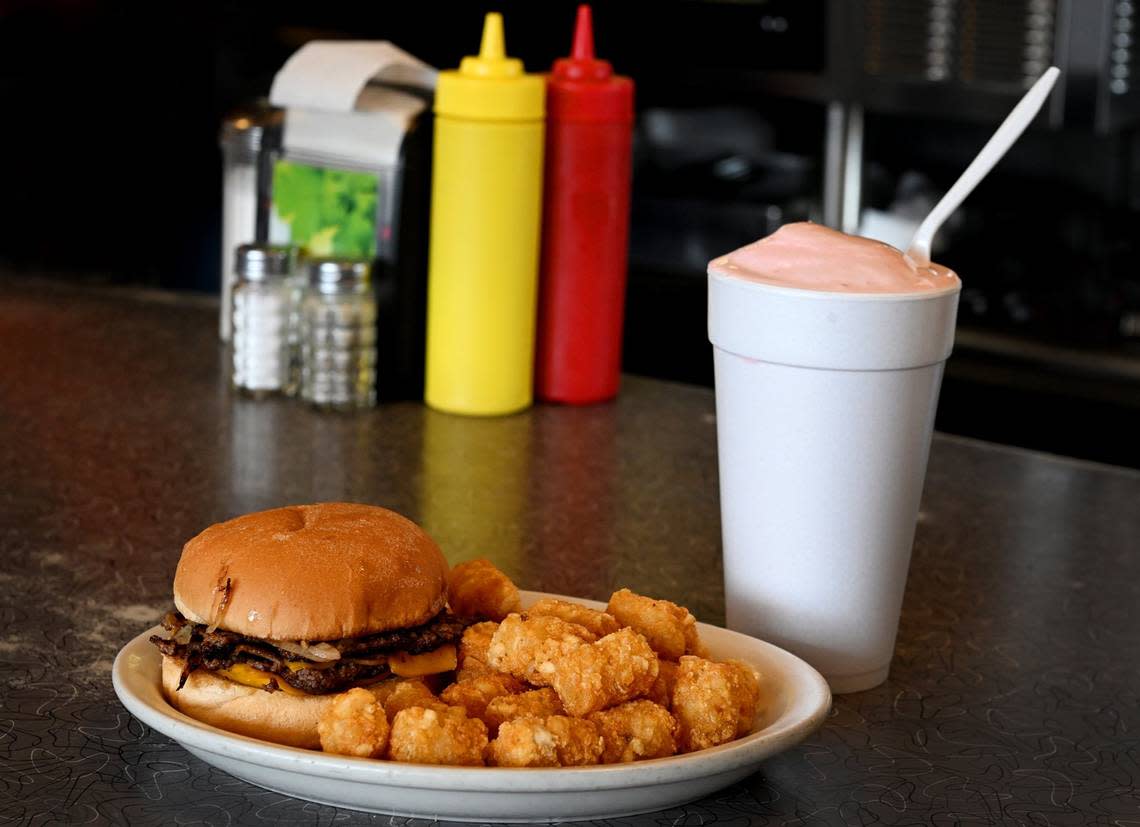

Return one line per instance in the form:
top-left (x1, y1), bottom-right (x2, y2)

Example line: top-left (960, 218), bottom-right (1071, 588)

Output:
top-left (173, 503), bottom-right (449, 641)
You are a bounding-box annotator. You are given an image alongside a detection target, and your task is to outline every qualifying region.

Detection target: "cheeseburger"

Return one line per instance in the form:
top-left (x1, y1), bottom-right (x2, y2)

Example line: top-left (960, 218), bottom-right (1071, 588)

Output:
top-left (150, 503), bottom-right (465, 748)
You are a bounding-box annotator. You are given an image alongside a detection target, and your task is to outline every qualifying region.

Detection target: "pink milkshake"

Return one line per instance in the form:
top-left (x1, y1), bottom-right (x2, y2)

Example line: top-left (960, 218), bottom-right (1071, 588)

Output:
top-left (711, 222), bottom-right (959, 294)
top-left (708, 222), bottom-right (961, 693)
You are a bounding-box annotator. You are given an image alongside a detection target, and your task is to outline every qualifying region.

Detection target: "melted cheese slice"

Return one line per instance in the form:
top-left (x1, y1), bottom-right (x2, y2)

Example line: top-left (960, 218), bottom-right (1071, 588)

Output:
top-left (216, 643), bottom-right (456, 694)
top-left (218, 663), bottom-right (308, 696)
top-left (389, 644), bottom-right (456, 677)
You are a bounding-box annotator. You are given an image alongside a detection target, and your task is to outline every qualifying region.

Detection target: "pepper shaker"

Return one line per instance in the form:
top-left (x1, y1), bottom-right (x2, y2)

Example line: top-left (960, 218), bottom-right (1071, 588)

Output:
top-left (301, 258), bottom-right (377, 410)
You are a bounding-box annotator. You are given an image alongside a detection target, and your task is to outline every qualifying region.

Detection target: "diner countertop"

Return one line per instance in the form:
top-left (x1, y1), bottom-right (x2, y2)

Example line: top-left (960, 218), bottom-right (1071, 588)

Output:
top-left (2, 278), bottom-right (1138, 826)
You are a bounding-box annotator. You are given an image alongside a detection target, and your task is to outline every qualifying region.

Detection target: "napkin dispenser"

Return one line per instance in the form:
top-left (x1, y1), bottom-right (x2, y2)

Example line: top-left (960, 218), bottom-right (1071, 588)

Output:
top-left (268, 42), bottom-right (437, 401)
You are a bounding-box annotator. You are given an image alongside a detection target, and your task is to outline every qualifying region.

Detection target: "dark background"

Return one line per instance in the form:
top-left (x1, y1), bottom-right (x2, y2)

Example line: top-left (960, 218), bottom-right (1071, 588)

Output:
top-left (0, 0), bottom-right (829, 288)
top-left (2, 0), bottom-right (1138, 466)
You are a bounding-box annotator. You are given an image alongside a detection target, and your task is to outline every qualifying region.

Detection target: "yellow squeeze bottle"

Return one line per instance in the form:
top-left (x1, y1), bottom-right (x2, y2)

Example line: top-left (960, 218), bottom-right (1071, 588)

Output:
top-left (424, 13), bottom-right (546, 416)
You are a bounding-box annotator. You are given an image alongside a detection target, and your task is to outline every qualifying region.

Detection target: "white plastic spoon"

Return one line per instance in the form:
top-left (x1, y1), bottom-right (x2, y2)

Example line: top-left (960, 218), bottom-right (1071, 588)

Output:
top-left (907, 66), bottom-right (1061, 266)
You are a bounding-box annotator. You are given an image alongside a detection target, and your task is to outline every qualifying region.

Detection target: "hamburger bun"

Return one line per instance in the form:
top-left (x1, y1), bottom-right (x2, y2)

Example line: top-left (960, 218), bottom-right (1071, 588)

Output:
top-left (161, 656), bottom-right (338, 749)
top-left (173, 503), bottom-right (449, 641)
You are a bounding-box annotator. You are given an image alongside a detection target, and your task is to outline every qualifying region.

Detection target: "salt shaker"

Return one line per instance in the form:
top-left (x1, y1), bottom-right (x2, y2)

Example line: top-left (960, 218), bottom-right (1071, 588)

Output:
top-left (231, 244), bottom-right (297, 397)
top-left (300, 258), bottom-right (377, 410)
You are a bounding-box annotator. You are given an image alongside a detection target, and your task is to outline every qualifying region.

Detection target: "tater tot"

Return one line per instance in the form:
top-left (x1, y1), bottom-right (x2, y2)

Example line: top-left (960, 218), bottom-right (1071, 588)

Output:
top-left (606, 588), bottom-right (706, 661)
top-left (458, 621), bottom-right (498, 667)
top-left (455, 653), bottom-right (495, 683)
top-left (455, 621), bottom-right (500, 682)
top-left (589, 700), bottom-right (679, 763)
top-left (487, 716), bottom-right (603, 767)
top-left (317, 687), bottom-right (390, 758)
top-left (673, 656), bottom-right (760, 752)
top-left (483, 687), bottom-right (564, 737)
top-left (681, 618), bottom-right (707, 659)
top-left (388, 706), bottom-right (488, 766)
top-left (373, 679), bottom-right (448, 724)
top-left (526, 598), bottom-right (620, 638)
top-left (448, 559), bottom-right (522, 621)
top-left (643, 659), bottom-right (679, 709)
top-left (368, 677), bottom-right (417, 707)
top-left (541, 715), bottom-right (605, 766)
top-left (367, 677), bottom-right (403, 705)
top-left (724, 658), bottom-right (763, 733)
top-left (486, 613), bottom-right (597, 686)
top-left (547, 628), bottom-right (659, 717)
top-left (440, 672), bottom-right (523, 721)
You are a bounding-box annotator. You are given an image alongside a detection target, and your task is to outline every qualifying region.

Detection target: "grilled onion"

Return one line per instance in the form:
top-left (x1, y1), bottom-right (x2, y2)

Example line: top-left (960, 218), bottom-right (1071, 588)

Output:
top-left (268, 639), bottom-right (342, 662)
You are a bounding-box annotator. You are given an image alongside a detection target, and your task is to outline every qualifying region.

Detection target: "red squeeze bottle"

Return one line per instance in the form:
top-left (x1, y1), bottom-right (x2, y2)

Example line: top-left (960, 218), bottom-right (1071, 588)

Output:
top-left (535, 5), bottom-right (635, 404)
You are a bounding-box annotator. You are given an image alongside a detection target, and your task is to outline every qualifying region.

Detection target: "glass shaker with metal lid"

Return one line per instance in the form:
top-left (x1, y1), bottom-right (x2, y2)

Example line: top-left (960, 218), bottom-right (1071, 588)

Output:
top-left (300, 258), bottom-right (377, 410)
top-left (231, 244), bottom-right (297, 397)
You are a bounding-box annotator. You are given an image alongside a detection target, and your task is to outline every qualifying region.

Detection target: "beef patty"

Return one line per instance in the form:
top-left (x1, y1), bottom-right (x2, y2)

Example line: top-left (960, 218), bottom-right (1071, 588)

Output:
top-left (150, 610), bottom-right (467, 695)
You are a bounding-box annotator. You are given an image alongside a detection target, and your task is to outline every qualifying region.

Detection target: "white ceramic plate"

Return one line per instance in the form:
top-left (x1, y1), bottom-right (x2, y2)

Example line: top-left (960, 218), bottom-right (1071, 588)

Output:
top-left (112, 591), bottom-right (831, 822)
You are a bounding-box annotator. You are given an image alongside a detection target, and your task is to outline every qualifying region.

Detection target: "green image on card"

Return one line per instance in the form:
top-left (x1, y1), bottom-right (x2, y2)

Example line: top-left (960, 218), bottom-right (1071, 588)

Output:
top-left (271, 160), bottom-right (379, 258)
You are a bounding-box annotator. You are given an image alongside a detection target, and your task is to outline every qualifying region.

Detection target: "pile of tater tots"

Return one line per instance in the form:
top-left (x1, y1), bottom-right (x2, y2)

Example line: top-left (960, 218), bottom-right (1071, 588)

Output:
top-left (316, 559), bottom-right (763, 767)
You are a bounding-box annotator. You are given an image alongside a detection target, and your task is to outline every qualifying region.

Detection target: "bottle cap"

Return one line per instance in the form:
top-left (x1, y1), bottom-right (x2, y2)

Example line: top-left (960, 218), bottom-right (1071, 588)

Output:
top-left (548, 5), bottom-right (633, 124)
top-left (435, 12), bottom-right (545, 122)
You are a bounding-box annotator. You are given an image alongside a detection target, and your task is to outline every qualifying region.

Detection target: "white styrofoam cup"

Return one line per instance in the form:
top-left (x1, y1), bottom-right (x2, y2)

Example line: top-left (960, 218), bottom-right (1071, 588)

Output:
top-left (708, 267), bottom-right (960, 693)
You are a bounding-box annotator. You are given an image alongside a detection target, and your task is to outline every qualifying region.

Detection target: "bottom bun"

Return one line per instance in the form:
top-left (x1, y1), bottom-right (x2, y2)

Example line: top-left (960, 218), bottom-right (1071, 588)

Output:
top-left (161, 656), bottom-right (337, 749)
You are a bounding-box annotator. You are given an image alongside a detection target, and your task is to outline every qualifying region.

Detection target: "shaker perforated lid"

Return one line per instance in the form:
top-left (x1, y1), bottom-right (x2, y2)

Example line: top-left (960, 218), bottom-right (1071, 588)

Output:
top-left (307, 258), bottom-right (371, 294)
top-left (235, 244), bottom-right (297, 281)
